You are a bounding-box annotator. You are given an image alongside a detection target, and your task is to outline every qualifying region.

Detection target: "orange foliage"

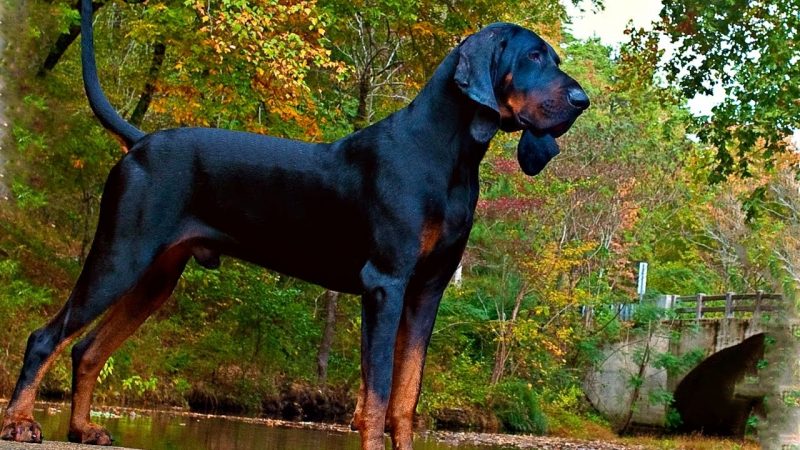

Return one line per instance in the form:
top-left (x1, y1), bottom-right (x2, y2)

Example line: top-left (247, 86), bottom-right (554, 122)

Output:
top-left (152, 0), bottom-right (346, 136)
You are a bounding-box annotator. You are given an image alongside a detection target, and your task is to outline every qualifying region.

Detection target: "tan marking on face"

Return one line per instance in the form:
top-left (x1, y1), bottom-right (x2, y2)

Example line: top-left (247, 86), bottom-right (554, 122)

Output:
top-left (498, 90), bottom-right (528, 122)
top-left (419, 220), bottom-right (443, 257)
top-left (507, 93), bottom-right (526, 112)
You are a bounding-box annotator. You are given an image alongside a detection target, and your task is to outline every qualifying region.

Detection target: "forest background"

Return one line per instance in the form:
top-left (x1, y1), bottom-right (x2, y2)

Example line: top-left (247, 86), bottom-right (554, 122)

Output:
top-left (0, 0), bottom-right (797, 439)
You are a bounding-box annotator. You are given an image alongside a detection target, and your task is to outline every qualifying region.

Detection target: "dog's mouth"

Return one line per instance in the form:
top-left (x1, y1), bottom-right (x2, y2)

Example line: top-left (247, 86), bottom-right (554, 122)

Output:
top-left (512, 114), bottom-right (577, 177)
top-left (517, 115), bottom-right (575, 138)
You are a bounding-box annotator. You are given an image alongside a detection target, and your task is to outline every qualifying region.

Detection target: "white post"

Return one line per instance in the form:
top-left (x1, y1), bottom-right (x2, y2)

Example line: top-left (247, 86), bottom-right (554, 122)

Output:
top-left (637, 262), bottom-right (648, 301)
top-left (452, 262), bottom-right (463, 287)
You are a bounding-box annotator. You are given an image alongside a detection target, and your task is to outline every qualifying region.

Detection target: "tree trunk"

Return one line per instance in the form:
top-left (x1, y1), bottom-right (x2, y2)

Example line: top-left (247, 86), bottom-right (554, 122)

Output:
top-left (620, 321), bottom-right (653, 434)
top-left (128, 41), bottom-right (166, 127)
top-left (490, 285), bottom-right (526, 385)
top-left (37, 0), bottom-right (106, 77)
top-left (353, 75), bottom-right (370, 131)
top-left (316, 290), bottom-right (339, 385)
top-left (490, 332), bottom-right (509, 385)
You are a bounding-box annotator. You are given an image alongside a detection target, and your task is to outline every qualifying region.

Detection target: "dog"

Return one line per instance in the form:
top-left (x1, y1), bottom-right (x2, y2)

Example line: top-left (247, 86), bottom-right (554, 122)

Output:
top-left (1, 1), bottom-right (588, 448)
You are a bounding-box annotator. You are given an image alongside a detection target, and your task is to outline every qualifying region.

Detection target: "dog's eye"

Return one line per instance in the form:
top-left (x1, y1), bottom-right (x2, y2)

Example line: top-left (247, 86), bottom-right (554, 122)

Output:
top-left (528, 51), bottom-right (541, 62)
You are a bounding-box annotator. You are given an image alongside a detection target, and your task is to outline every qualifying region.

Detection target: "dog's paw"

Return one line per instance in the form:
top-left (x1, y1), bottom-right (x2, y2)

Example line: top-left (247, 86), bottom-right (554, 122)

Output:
top-left (69, 423), bottom-right (113, 446)
top-left (1, 416), bottom-right (43, 443)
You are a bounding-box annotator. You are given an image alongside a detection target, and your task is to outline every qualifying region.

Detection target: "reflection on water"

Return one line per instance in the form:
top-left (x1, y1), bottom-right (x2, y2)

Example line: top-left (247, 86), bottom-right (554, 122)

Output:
top-left (32, 405), bottom-right (487, 450)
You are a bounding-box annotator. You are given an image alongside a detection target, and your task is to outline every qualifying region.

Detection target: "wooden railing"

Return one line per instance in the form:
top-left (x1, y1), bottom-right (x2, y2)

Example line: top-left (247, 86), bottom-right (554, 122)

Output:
top-left (669, 291), bottom-right (783, 320)
top-left (580, 291), bottom-right (783, 323)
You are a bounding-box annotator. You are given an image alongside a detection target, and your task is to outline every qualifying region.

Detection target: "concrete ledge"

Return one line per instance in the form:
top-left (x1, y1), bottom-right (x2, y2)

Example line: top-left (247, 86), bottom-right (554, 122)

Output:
top-left (0, 441), bottom-right (137, 450)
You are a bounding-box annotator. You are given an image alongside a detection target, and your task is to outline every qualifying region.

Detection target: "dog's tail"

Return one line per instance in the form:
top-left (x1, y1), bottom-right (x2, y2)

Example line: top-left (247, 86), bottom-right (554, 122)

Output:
top-left (80, 0), bottom-right (145, 148)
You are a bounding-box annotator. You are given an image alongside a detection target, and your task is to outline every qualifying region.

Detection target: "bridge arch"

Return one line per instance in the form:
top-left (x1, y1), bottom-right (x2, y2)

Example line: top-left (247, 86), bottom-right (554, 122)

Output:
top-left (672, 333), bottom-right (765, 436)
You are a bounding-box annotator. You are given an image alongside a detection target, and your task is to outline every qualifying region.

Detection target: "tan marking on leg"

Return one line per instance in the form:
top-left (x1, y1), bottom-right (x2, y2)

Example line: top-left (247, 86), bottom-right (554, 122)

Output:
top-left (351, 381), bottom-right (366, 431)
top-left (387, 333), bottom-right (426, 450)
top-left (69, 245), bottom-right (187, 443)
top-left (2, 329), bottom-right (84, 443)
top-left (5, 334), bottom-right (79, 418)
top-left (69, 292), bottom-right (168, 436)
top-left (359, 387), bottom-right (390, 450)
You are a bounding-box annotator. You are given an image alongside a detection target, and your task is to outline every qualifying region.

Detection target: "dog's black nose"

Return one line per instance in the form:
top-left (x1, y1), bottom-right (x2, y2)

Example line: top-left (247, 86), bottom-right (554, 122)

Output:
top-left (567, 88), bottom-right (590, 110)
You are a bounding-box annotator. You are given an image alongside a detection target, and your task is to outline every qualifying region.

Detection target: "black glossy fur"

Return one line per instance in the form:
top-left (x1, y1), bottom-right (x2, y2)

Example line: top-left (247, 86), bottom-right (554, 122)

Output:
top-left (1, 2), bottom-right (588, 449)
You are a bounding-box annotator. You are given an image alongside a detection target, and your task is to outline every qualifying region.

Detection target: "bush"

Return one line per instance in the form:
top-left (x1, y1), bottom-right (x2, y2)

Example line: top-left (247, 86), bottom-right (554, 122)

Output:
top-left (491, 381), bottom-right (548, 434)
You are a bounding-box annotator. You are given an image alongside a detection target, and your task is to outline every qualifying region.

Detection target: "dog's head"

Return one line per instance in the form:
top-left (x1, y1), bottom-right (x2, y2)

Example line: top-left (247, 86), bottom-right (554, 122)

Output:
top-left (454, 23), bottom-right (589, 175)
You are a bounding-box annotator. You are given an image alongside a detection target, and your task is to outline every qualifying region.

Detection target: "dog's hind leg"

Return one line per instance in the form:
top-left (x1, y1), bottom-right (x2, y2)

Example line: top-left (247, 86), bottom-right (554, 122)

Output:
top-left (0, 245), bottom-right (169, 444)
top-left (0, 310), bottom-right (84, 443)
top-left (68, 244), bottom-right (189, 445)
top-left (1, 159), bottom-right (183, 443)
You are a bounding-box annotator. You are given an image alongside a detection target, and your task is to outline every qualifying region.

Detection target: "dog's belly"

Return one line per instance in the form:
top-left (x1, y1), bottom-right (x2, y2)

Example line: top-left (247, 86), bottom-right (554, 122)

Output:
top-left (187, 192), bottom-right (370, 294)
top-left (223, 228), bottom-right (369, 295)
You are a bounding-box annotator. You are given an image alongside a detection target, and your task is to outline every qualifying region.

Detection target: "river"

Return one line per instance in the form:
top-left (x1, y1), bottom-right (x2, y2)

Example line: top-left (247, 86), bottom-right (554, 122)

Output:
top-left (30, 405), bottom-right (490, 450)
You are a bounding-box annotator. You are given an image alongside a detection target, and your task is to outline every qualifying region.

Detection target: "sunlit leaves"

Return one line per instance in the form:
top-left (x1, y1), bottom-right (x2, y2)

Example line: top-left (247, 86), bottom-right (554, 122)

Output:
top-left (146, 0), bottom-right (346, 136)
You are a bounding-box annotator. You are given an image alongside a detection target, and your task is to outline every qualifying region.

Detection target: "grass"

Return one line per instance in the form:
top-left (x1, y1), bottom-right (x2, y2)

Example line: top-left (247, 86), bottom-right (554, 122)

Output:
top-left (622, 434), bottom-right (760, 450)
top-left (543, 408), bottom-right (760, 449)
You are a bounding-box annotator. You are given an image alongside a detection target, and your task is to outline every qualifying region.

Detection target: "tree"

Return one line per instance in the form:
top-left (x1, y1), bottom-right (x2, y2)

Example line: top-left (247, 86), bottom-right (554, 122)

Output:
top-left (316, 290), bottom-right (339, 385)
top-left (37, 0), bottom-right (106, 77)
top-left (326, 11), bottom-right (406, 130)
top-left (628, 0), bottom-right (800, 180)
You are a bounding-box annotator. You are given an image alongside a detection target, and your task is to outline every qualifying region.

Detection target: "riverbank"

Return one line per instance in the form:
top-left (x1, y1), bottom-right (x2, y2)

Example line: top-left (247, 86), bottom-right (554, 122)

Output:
top-left (0, 441), bottom-right (135, 450)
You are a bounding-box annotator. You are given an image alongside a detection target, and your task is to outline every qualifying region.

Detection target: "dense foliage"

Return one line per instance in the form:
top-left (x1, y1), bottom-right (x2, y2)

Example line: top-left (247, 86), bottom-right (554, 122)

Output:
top-left (0, 0), bottom-right (796, 437)
top-left (629, 0), bottom-right (800, 181)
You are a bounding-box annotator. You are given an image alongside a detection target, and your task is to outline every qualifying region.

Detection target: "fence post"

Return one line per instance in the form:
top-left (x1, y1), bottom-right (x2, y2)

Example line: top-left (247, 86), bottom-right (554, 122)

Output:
top-left (584, 306), bottom-right (594, 328)
top-left (755, 290), bottom-right (763, 319)
top-left (696, 293), bottom-right (704, 319)
top-left (657, 295), bottom-right (674, 309)
top-left (725, 292), bottom-right (734, 319)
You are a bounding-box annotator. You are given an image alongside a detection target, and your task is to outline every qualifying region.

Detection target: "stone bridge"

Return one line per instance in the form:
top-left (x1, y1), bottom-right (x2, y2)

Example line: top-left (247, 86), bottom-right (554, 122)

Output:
top-left (583, 293), bottom-right (784, 437)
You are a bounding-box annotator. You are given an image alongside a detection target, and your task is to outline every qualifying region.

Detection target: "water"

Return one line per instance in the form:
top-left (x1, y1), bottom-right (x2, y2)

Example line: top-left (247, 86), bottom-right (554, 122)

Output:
top-left (31, 405), bottom-right (490, 450)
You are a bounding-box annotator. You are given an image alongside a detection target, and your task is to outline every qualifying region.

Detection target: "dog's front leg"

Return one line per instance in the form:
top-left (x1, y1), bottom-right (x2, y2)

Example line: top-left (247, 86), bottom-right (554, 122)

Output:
top-left (386, 242), bottom-right (464, 450)
top-left (355, 261), bottom-right (408, 450)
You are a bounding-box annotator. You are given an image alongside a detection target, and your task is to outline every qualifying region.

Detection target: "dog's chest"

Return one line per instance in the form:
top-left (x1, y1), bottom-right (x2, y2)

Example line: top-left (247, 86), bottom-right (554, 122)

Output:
top-left (422, 187), bottom-right (475, 256)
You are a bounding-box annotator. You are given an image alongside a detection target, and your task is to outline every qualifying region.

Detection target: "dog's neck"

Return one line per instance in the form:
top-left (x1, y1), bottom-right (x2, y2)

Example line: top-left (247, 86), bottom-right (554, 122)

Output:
top-left (400, 49), bottom-right (490, 167)
top-left (336, 48), bottom-right (491, 175)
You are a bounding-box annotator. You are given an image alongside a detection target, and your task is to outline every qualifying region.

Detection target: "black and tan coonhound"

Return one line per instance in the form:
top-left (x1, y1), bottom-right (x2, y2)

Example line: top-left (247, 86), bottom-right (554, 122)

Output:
top-left (1, 0), bottom-right (588, 448)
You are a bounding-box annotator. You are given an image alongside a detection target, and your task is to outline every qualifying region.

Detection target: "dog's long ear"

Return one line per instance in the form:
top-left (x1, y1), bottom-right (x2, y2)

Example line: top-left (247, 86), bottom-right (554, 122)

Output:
top-left (517, 130), bottom-right (559, 176)
top-left (454, 30), bottom-right (502, 143)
